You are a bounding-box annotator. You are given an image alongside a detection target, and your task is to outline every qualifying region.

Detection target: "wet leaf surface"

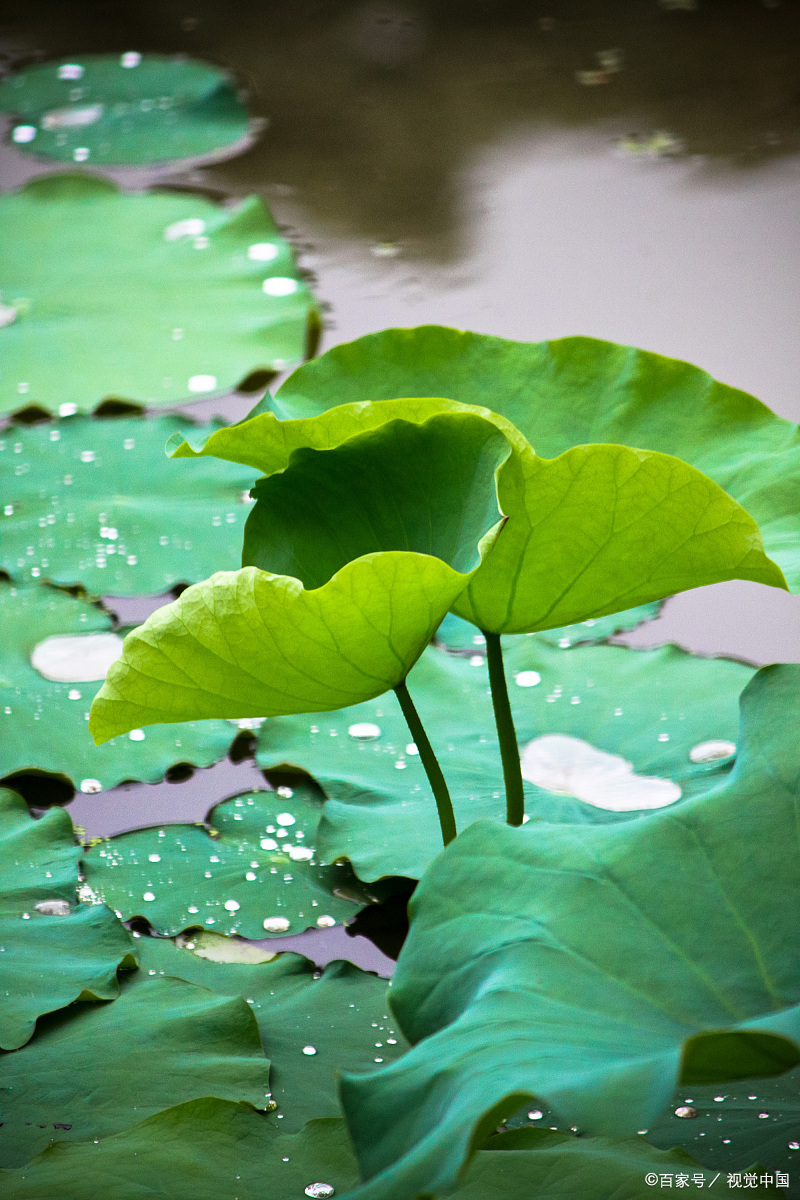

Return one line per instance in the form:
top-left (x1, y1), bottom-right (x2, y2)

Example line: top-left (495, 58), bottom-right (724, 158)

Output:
top-left (338, 664), bottom-right (800, 1199)
top-left (1, 414), bottom-right (258, 593)
top-left (0, 973), bottom-right (270, 1167)
top-left (257, 639), bottom-right (753, 880)
top-left (136, 936), bottom-right (408, 1129)
top-left (0, 175), bottom-right (315, 415)
top-left (83, 786), bottom-right (375, 938)
top-left (0, 788), bottom-right (135, 1050)
top-left (0, 54), bottom-right (250, 165)
top-left (0, 583), bottom-right (236, 789)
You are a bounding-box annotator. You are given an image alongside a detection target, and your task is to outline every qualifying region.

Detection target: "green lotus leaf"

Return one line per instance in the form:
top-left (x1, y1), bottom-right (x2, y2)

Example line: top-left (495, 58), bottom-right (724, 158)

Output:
top-left (0, 582), bottom-right (237, 791)
top-left (90, 415), bottom-right (511, 743)
top-left (0, 1107), bottom-right (754, 1200)
top-left (0, 54), bottom-right (251, 165)
top-left (257, 639), bottom-right (754, 880)
top-left (1, 415), bottom-right (258, 593)
top-left (0, 175), bottom-right (315, 416)
top-left (270, 325), bottom-right (800, 591)
top-left (0, 788), bottom-right (135, 1050)
top-left (135, 937), bottom-right (408, 1128)
top-left (436, 601), bottom-right (664, 652)
top-left (0, 974), bottom-right (270, 1168)
top-left (338, 663), bottom-right (800, 1199)
top-left (82, 786), bottom-right (376, 939)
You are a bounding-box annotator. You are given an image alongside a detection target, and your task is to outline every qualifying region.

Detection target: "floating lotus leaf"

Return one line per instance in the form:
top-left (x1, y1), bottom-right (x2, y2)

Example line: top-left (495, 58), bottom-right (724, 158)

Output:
top-left (0, 54), bottom-right (251, 165)
top-left (136, 937), bottom-right (408, 1128)
top-left (338, 664), bottom-right (800, 1200)
top-left (1, 415), bottom-right (258, 593)
top-left (268, 326), bottom-right (800, 592)
top-left (435, 601), bottom-right (664, 652)
top-left (256, 640), bottom-right (753, 880)
top-left (0, 1105), bottom-right (751, 1200)
top-left (646, 1069), bottom-right (800, 1178)
top-left (83, 786), bottom-right (375, 939)
top-left (0, 973), bottom-right (270, 1168)
top-left (90, 414), bottom-right (513, 743)
top-left (0, 1102), bottom-right (359, 1200)
top-left (0, 583), bottom-right (236, 791)
top-left (0, 788), bottom-right (135, 1050)
top-left (171, 395), bottom-right (785, 636)
top-left (0, 175), bottom-right (316, 416)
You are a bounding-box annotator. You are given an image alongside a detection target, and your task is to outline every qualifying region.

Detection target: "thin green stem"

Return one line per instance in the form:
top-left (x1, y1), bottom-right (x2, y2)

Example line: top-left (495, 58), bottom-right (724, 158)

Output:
top-left (394, 680), bottom-right (457, 846)
top-left (483, 630), bottom-right (525, 826)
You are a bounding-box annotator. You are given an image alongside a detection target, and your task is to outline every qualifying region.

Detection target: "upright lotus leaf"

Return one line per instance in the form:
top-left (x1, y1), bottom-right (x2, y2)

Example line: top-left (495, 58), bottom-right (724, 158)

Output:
top-left (0, 788), bottom-right (135, 1049)
top-left (82, 786), bottom-right (375, 938)
top-left (270, 326), bottom-right (800, 591)
top-left (136, 938), bottom-right (408, 1128)
top-left (338, 664), bottom-right (800, 1200)
top-left (0, 54), bottom-right (251, 164)
top-left (257, 639), bottom-right (754, 880)
top-left (0, 175), bottom-right (316, 416)
top-left (0, 974), bottom-right (270, 1168)
top-left (0, 583), bottom-right (237, 790)
top-left (1, 415), bottom-right (258, 593)
top-left (89, 414), bottom-right (511, 743)
top-left (0, 1109), bottom-right (752, 1200)
top-left (0, 1102), bottom-right (360, 1200)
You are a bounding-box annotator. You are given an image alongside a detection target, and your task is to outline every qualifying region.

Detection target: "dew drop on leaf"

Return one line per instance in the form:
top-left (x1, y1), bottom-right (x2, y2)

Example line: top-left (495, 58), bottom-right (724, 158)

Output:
top-left (348, 722), bottom-right (381, 740)
top-left (515, 671), bottom-right (541, 688)
top-left (689, 739), bottom-right (736, 763)
top-left (675, 1106), bottom-right (698, 1118)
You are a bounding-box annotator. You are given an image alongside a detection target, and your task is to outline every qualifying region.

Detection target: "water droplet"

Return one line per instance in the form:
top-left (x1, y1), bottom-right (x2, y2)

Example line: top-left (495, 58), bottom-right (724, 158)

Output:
top-left (164, 218), bottom-right (206, 241)
top-left (263, 277), bottom-right (300, 297)
top-left (143, 892), bottom-right (155, 902)
top-left (570, 696), bottom-right (581, 705)
top-left (558, 637), bottom-right (571, 648)
top-left (43, 103), bottom-right (104, 131)
top-left (675, 1106), bottom-right (697, 1119)
top-left (35, 899), bottom-right (70, 916)
top-left (58, 63), bottom-right (84, 80)
top-left (348, 722), bottom-right (381, 740)
top-left (469, 655), bottom-right (484, 667)
top-left (187, 905), bottom-right (199, 914)
top-left (713, 1095), bottom-right (725, 1102)
top-left (80, 779), bottom-right (102, 793)
top-left (31, 635), bottom-right (120, 683)
top-left (758, 1112), bottom-right (770, 1119)
top-left (789, 1142), bottom-right (800, 1150)
top-left (260, 838), bottom-right (278, 850)
top-left (528, 1111), bottom-right (543, 1120)
top-left (689, 740), bottom-right (736, 763)
top-left (657, 732), bottom-right (670, 742)
top-left (121, 51), bottom-right (142, 68)
top-left (224, 899), bottom-right (240, 912)
top-left (13, 125), bottom-right (37, 143)
top-left (289, 846), bottom-right (314, 862)
top-left (68, 689), bottom-right (82, 700)
top-left (21, 912), bottom-right (30, 920)
top-left (302, 1045), bottom-right (317, 1055)
top-left (520, 734), bottom-right (681, 810)
top-left (305, 1185), bottom-right (335, 1199)
top-left (129, 729), bottom-right (145, 742)
top-left (395, 759), bottom-right (407, 770)
top-left (316, 915), bottom-right (336, 928)
top-left (276, 812), bottom-right (296, 826)
top-left (148, 853), bottom-right (161, 863)
top-left (3, 505), bottom-right (13, 516)
top-left (245, 871), bottom-right (257, 881)
top-left (515, 671), bottom-right (541, 688)
top-left (80, 450), bottom-right (96, 464)
top-left (263, 916), bottom-right (290, 933)
top-left (277, 786), bottom-right (294, 798)
top-left (248, 242), bottom-right (280, 262)
top-left (73, 147), bottom-right (90, 162)
top-left (187, 374), bottom-right (217, 393)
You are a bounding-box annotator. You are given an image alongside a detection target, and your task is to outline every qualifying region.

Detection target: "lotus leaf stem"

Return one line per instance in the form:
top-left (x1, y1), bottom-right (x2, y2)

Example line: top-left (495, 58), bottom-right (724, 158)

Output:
top-left (483, 631), bottom-right (526, 826)
top-left (394, 681), bottom-right (457, 845)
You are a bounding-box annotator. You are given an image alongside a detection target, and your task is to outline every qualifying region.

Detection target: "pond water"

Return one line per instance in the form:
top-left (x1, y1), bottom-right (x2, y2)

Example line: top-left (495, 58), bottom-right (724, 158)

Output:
top-left (2, 0), bottom-right (800, 971)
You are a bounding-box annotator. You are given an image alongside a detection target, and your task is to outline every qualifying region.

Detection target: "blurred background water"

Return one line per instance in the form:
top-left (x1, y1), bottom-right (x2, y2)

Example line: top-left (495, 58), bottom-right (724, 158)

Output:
top-left (2, 0), bottom-right (799, 966)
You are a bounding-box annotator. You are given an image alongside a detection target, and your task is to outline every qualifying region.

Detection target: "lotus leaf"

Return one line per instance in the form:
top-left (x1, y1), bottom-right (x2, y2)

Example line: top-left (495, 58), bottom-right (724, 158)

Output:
top-left (1, 415), bottom-right (258, 593)
top-left (82, 786), bottom-right (375, 939)
top-left (0, 54), bottom-right (251, 165)
top-left (0, 175), bottom-right (315, 416)
top-left (170, 394), bottom-right (786, 635)
top-left (0, 583), bottom-right (236, 790)
top-left (268, 325), bottom-right (800, 592)
top-left (436, 601), bottom-right (663, 652)
top-left (0, 1105), bottom-right (752, 1200)
top-left (0, 788), bottom-right (135, 1050)
top-left (255, 640), bottom-right (753, 880)
top-left (90, 414), bottom-right (512, 744)
top-left (135, 938), bottom-right (408, 1128)
top-left (0, 974), bottom-right (270, 1167)
top-left (338, 664), bottom-right (800, 1199)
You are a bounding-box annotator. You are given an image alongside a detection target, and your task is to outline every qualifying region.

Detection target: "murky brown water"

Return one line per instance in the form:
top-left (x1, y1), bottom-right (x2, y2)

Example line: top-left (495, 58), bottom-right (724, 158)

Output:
top-left (3, 0), bottom-right (800, 966)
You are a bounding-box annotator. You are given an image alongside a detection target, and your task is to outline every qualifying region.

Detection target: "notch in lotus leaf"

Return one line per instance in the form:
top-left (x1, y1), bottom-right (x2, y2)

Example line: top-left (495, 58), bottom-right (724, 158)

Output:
top-left (91, 411), bottom-right (513, 843)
